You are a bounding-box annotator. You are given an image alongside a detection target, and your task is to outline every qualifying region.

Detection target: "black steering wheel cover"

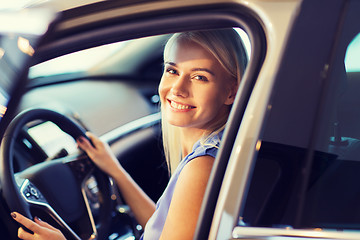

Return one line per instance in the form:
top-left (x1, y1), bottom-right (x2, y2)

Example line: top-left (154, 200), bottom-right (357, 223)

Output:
top-left (0, 108), bottom-right (112, 239)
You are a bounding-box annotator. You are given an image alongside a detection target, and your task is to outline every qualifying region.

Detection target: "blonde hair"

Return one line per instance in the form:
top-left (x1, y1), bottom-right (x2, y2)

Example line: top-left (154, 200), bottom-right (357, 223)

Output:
top-left (161, 28), bottom-right (248, 173)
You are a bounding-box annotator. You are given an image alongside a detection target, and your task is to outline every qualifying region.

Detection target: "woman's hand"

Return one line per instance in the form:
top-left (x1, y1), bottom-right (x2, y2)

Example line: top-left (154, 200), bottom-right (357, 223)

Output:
top-left (11, 212), bottom-right (66, 240)
top-left (77, 132), bottom-right (122, 178)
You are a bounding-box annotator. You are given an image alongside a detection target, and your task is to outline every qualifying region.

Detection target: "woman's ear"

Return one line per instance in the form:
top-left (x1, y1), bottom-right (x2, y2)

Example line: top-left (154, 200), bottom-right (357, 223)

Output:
top-left (224, 82), bottom-right (238, 105)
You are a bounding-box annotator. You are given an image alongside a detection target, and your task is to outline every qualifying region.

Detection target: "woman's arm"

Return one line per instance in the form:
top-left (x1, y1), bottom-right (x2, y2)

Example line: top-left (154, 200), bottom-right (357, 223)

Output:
top-left (77, 132), bottom-right (155, 228)
top-left (159, 155), bottom-right (215, 240)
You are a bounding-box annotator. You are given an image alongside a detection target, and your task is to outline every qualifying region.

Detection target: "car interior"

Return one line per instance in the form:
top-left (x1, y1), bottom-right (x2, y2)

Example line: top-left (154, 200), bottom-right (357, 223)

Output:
top-left (0, 25), bottom-right (252, 238)
top-left (8, 35), bottom-right (171, 239)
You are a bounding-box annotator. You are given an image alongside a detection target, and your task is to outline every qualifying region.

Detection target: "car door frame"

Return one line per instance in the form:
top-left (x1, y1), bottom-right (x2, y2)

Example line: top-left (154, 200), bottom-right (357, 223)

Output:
top-left (1, 1), bottom-right (269, 239)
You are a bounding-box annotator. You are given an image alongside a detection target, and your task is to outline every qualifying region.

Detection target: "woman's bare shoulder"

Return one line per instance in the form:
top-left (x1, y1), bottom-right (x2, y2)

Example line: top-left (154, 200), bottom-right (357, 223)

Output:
top-left (159, 155), bottom-right (215, 239)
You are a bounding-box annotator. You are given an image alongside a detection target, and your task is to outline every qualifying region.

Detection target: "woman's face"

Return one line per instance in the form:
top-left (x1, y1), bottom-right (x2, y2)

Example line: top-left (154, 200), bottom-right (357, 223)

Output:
top-left (159, 39), bottom-right (236, 131)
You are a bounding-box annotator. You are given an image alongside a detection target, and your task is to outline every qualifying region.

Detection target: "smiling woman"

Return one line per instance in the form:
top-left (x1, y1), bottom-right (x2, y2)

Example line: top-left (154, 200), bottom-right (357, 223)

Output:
top-left (140, 29), bottom-right (248, 240)
top-left (160, 30), bottom-right (247, 171)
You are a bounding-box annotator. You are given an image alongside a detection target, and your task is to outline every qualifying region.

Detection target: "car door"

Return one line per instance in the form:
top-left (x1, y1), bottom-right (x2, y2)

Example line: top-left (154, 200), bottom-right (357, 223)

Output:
top-left (213, 0), bottom-right (360, 239)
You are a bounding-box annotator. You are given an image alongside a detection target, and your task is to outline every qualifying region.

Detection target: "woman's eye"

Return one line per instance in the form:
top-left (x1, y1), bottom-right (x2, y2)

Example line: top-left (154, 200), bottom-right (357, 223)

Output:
top-left (194, 75), bottom-right (208, 81)
top-left (166, 68), bottom-right (177, 75)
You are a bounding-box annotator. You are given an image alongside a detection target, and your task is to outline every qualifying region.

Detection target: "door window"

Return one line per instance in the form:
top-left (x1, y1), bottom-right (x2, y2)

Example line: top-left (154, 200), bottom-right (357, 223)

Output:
top-left (237, 1), bottom-right (360, 238)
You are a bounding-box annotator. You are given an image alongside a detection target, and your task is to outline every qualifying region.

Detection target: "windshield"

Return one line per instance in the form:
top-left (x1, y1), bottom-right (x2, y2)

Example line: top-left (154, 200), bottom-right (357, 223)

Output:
top-left (29, 41), bottom-right (127, 79)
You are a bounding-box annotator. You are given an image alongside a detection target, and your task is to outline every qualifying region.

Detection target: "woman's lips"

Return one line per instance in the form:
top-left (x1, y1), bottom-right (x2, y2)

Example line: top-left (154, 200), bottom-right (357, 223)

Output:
top-left (167, 99), bottom-right (195, 110)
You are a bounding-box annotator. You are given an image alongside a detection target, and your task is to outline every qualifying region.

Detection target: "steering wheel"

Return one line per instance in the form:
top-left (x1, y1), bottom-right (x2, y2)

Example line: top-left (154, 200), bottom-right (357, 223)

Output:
top-left (0, 108), bottom-right (112, 240)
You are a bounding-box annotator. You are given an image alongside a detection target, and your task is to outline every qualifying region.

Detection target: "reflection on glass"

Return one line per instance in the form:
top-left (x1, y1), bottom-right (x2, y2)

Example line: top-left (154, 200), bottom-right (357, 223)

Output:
top-left (0, 6), bottom-right (55, 124)
top-left (17, 36), bottom-right (34, 56)
top-left (0, 105), bottom-right (6, 117)
top-left (0, 48), bottom-right (4, 59)
top-left (345, 33), bottom-right (360, 72)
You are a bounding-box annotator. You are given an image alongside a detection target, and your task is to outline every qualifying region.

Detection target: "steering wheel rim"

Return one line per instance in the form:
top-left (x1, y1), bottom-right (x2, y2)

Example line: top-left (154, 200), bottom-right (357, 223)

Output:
top-left (0, 108), bottom-right (112, 239)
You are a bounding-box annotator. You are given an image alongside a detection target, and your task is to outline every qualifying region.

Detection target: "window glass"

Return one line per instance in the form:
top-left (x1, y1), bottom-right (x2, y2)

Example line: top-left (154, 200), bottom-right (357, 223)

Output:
top-left (0, 8), bottom-right (55, 120)
top-left (299, 32), bottom-right (360, 231)
top-left (238, 5), bottom-right (360, 235)
top-left (29, 41), bottom-right (128, 78)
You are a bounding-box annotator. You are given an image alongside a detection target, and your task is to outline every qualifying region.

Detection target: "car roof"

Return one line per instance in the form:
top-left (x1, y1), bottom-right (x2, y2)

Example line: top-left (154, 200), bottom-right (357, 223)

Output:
top-left (1, 0), bottom-right (106, 11)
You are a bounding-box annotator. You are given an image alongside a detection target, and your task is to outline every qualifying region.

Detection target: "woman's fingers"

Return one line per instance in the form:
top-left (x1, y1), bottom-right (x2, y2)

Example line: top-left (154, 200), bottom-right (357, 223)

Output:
top-left (85, 132), bottom-right (100, 143)
top-left (77, 132), bottom-right (104, 152)
top-left (35, 217), bottom-right (57, 231)
top-left (13, 213), bottom-right (66, 240)
top-left (11, 212), bottom-right (40, 233)
top-left (18, 227), bottom-right (33, 240)
top-left (77, 135), bottom-right (93, 151)
top-left (77, 131), bottom-right (121, 177)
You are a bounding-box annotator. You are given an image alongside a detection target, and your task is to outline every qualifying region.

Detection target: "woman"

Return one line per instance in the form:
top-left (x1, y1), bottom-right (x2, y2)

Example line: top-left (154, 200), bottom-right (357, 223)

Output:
top-left (12, 28), bottom-right (247, 240)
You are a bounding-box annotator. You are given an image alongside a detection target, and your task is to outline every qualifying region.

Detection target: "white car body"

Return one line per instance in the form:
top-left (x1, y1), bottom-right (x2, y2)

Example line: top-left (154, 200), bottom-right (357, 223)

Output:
top-left (1, 0), bottom-right (360, 239)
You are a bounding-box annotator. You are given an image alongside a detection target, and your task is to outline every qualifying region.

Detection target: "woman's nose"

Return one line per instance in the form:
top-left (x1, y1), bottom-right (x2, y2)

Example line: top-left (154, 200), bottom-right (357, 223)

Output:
top-left (171, 75), bottom-right (189, 97)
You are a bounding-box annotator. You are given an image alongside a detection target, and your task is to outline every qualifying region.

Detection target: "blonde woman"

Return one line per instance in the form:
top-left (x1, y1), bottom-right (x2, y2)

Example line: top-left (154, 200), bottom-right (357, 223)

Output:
top-left (12, 28), bottom-right (247, 240)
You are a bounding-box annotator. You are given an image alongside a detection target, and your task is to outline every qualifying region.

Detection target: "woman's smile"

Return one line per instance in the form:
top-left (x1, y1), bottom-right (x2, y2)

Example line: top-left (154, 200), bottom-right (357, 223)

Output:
top-left (167, 99), bottom-right (196, 111)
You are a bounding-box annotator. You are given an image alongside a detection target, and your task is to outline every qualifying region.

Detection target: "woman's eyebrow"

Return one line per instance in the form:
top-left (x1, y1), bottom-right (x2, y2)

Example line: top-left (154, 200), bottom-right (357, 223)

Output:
top-left (164, 62), bottom-right (216, 76)
top-left (164, 61), bottom-right (177, 66)
top-left (191, 68), bottom-right (215, 76)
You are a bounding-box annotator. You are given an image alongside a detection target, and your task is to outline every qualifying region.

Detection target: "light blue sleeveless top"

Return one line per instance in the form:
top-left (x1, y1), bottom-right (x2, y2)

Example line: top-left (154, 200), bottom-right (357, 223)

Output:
top-left (141, 130), bottom-right (223, 240)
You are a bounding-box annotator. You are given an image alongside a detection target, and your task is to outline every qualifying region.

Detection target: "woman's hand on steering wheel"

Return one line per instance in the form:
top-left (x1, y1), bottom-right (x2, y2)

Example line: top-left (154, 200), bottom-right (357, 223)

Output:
top-left (77, 132), bottom-right (122, 178)
top-left (11, 212), bottom-right (66, 240)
